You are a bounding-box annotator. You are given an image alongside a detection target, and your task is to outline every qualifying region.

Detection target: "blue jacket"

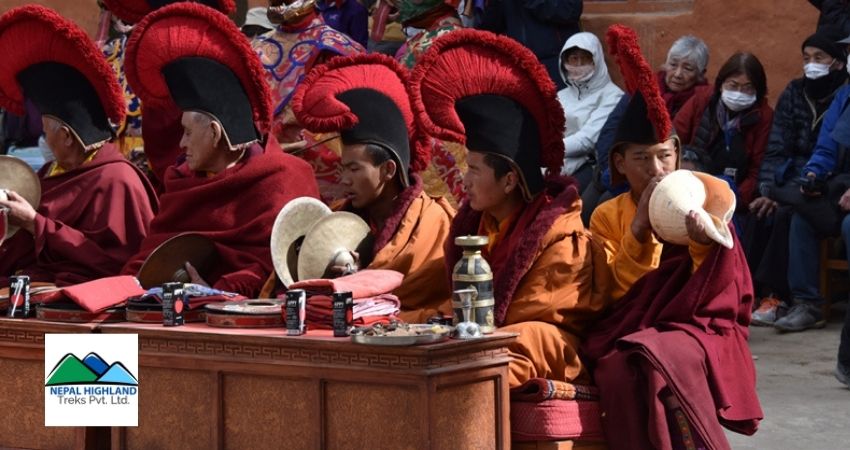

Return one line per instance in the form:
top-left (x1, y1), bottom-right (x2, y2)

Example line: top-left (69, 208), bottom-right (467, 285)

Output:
top-left (802, 84), bottom-right (850, 178)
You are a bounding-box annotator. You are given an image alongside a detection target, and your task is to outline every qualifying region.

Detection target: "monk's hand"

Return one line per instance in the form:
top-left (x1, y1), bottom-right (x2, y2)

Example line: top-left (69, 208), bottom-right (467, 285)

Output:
top-left (328, 251), bottom-right (360, 278)
top-left (685, 210), bottom-right (713, 246)
top-left (839, 187), bottom-right (850, 212)
top-left (749, 196), bottom-right (777, 219)
top-left (0, 190), bottom-right (36, 234)
top-left (630, 175), bottom-right (664, 243)
top-left (184, 262), bottom-right (210, 287)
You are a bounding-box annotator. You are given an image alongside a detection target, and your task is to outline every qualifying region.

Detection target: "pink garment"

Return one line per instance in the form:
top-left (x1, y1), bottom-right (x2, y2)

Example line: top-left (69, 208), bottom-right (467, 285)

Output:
top-left (289, 269), bottom-right (404, 297)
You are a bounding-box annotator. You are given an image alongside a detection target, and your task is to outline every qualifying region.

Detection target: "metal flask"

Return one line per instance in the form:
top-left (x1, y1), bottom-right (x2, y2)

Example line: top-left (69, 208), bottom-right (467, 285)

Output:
top-left (451, 236), bottom-right (495, 334)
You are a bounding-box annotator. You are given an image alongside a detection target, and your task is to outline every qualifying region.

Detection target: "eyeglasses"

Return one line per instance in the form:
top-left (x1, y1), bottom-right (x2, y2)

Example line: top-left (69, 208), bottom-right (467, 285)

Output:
top-left (722, 79), bottom-right (756, 96)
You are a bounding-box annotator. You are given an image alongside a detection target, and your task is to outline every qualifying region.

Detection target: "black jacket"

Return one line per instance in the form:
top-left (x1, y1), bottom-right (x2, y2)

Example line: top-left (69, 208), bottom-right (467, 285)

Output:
top-left (810, 0), bottom-right (850, 35)
top-left (479, 0), bottom-right (582, 90)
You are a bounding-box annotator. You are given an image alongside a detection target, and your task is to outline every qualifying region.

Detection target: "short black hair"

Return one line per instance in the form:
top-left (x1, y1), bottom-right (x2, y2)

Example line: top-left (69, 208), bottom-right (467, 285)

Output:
top-left (482, 152), bottom-right (514, 179)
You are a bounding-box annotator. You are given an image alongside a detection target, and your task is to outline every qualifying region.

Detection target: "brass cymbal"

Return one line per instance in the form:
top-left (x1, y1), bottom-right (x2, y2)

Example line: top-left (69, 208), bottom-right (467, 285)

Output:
top-left (0, 155), bottom-right (41, 240)
top-left (136, 233), bottom-right (219, 289)
top-left (269, 197), bottom-right (331, 287)
top-left (297, 211), bottom-right (373, 281)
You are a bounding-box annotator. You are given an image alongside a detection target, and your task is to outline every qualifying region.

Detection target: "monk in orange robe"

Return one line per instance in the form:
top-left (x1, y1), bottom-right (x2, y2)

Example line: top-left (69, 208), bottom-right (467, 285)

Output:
top-left (281, 54), bottom-right (454, 322)
top-left (410, 30), bottom-right (608, 387)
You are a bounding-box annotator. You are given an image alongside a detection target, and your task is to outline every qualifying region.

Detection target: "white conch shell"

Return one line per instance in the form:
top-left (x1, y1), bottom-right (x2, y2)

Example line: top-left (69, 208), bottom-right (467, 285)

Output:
top-left (648, 170), bottom-right (736, 249)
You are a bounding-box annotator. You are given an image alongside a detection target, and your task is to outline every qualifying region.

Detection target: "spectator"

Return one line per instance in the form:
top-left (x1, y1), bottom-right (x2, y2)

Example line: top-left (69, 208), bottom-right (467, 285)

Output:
top-left (478, 0), bottom-right (582, 90)
top-left (774, 71), bottom-right (850, 332)
top-left (809, 0), bottom-right (850, 36)
top-left (673, 52), bottom-right (773, 209)
top-left (747, 30), bottom-right (848, 326)
top-left (557, 32), bottom-right (623, 190)
top-left (582, 35), bottom-right (710, 224)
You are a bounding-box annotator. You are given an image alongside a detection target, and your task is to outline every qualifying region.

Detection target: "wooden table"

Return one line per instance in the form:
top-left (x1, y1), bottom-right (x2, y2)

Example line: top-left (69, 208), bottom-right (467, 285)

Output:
top-left (100, 323), bottom-right (516, 450)
top-left (0, 317), bottom-right (108, 450)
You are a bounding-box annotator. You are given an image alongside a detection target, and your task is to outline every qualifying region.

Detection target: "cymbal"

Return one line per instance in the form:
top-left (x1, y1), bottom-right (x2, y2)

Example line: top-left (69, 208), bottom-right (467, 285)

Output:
top-left (297, 211), bottom-right (373, 281)
top-left (269, 197), bottom-right (331, 287)
top-left (0, 155), bottom-right (41, 240)
top-left (136, 233), bottom-right (219, 289)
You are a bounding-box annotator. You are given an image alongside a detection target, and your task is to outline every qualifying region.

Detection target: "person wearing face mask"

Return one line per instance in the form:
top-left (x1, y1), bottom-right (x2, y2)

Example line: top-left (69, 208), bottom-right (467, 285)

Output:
top-left (557, 32), bottom-right (623, 190)
top-left (674, 52), bottom-right (773, 210)
top-left (744, 29), bottom-right (848, 327)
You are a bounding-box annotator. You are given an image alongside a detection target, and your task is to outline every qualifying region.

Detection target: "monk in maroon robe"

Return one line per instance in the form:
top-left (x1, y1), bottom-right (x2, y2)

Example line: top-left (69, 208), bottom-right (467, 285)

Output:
top-left (119, 3), bottom-right (319, 297)
top-left (0, 5), bottom-right (158, 287)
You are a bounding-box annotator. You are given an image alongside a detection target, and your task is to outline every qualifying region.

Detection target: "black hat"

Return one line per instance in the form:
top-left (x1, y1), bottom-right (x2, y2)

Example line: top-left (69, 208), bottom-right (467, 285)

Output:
top-left (163, 57), bottom-right (259, 148)
top-left (455, 94), bottom-right (544, 198)
top-left (336, 88), bottom-right (411, 186)
top-left (19, 62), bottom-right (115, 148)
top-left (804, 28), bottom-right (847, 64)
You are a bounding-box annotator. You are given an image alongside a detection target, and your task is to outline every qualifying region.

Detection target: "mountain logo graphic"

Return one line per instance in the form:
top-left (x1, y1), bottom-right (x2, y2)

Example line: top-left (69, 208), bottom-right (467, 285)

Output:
top-left (45, 352), bottom-right (138, 386)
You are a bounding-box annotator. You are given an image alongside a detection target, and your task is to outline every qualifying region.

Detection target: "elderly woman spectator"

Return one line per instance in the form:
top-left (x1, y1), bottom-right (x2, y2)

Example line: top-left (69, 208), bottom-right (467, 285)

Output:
top-left (580, 35), bottom-right (710, 224)
top-left (557, 31), bottom-right (623, 190)
top-left (673, 52), bottom-right (773, 209)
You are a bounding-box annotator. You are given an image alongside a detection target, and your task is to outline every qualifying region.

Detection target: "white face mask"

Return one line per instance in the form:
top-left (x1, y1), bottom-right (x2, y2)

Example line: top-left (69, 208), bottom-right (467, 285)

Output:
top-left (564, 64), bottom-right (594, 83)
top-left (721, 89), bottom-right (757, 112)
top-left (38, 135), bottom-right (54, 163)
top-left (804, 62), bottom-right (832, 80)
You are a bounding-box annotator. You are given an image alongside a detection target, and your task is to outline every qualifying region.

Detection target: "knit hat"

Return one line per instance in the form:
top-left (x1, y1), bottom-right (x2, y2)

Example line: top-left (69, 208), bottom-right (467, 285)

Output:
top-left (804, 28), bottom-right (847, 64)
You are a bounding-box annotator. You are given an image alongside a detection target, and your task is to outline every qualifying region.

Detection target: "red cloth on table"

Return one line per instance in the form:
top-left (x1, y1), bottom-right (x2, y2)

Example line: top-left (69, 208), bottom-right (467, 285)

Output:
top-left (121, 138), bottom-right (320, 297)
top-left (289, 269), bottom-right (403, 297)
top-left (303, 293), bottom-right (400, 329)
top-left (10, 275), bottom-right (144, 313)
top-left (0, 144), bottom-right (158, 287)
top-left (581, 234), bottom-right (762, 450)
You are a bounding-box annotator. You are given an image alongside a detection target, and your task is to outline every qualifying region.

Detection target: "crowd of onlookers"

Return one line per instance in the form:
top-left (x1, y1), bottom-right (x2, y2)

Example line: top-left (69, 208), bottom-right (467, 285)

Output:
top-left (2, 0), bottom-right (849, 387)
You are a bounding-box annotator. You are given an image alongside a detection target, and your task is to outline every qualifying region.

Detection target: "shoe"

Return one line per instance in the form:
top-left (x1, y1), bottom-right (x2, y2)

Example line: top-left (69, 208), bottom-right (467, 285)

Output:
top-left (774, 303), bottom-right (826, 332)
top-left (751, 297), bottom-right (782, 326)
top-left (835, 363), bottom-right (850, 388)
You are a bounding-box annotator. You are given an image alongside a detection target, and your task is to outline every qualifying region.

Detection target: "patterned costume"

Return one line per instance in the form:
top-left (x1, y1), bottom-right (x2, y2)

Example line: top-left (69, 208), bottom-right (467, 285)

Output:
top-left (252, 4), bottom-right (364, 201)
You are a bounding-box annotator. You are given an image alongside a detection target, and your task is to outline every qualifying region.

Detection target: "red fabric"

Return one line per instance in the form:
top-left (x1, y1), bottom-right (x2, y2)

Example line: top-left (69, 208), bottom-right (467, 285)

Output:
top-left (289, 269), bottom-right (404, 297)
top-left (656, 70), bottom-right (711, 118)
top-left (291, 53), bottom-right (430, 172)
top-left (408, 29), bottom-right (565, 174)
top-left (673, 88), bottom-right (774, 204)
top-left (0, 144), bottom-right (158, 287)
top-left (61, 275), bottom-right (145, 313)
top-left (581, 234), bottom-right (762, 449)
top-left (139, 103), bottom-right (183, 186)
top-left (302, 294), bottom-right (398, 329)
top-left (510, 400), bottom-right (605, 442)
top-left (124, 3), bottom-right (272, 135)
top-left (0, 208), bottom-right (7, 247)
top-left (102, 0), bottom-right (236, 25)
top-left (444, 176), bottom-right (580, 325)
top-left (0, 5), bottom-right (125, 124)
top-left (121, 138), bottom-right (320, 297)
top-left (606, 25), bottom-right (671, 142)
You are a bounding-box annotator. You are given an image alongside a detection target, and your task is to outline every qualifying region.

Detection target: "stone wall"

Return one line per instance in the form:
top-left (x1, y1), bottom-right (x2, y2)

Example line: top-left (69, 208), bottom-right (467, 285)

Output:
top-left (0, 0), bottom-right (824, 105)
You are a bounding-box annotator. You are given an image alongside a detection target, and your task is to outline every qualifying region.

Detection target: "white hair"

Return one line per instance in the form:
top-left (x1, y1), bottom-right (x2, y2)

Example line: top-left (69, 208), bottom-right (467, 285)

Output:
top-left (666, 35), bottom-right (709, 73)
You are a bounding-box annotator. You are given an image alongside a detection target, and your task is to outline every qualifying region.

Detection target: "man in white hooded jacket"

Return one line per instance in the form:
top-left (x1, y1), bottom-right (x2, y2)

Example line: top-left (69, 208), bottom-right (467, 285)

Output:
top-left (558, 31), bottom-right (624, 189)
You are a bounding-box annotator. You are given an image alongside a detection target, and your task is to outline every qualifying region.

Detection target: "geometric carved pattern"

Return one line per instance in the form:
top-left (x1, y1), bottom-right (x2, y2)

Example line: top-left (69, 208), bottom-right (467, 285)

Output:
top-left (139, 336), bottom-right (511, 372)
top-left (0, 328), bottom-right (45, 346)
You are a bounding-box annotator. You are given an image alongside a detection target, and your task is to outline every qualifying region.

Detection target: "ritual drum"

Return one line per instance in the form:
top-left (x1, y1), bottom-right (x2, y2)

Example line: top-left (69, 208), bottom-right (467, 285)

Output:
top-left (451, 236), bottom-right (495, 334)
top-left (205, 299), bottom-right (285, 328)
top-left (36, 302), bottom-right (125, 323)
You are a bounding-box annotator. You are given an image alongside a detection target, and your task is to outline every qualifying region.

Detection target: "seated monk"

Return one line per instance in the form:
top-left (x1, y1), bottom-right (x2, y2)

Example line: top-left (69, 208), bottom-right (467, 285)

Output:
top-left (584, 25), bottom-right (761, 450)
top-left (410, 30), bottom-right (608, 387)
top-left (0, 5), bottom-right (157, 287)
top-left (275, 54), bottom-right (454, 322)
top-left (119, 3), bottom-right (319, 297)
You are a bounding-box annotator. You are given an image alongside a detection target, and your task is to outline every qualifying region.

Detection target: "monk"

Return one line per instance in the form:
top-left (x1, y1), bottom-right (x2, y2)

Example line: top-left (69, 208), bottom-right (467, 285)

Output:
top-left (410, 30), bottom-right (607, 387)
top-left (583, 25), bottom-right (761, 450)
top-left (287, 54), bottom-right (455, 322)
top-left (0, 5), bottom-right (157, 287)
top-left (119, 3), bottom-right (319, 297)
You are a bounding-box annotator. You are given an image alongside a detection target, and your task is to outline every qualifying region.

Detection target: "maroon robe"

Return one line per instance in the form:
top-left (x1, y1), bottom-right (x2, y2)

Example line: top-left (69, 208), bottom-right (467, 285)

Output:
top-left (581, 233), bottom-right (762, 450)
top-left (121, 137), bottom-right (320, 297)
top-left (0, 143), bottom-right (158, 286)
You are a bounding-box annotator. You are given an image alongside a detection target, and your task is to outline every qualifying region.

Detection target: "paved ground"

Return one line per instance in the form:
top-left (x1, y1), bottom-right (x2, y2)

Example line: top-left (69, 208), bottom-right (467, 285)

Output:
top-left (726, 302), bottom-right (850, 450)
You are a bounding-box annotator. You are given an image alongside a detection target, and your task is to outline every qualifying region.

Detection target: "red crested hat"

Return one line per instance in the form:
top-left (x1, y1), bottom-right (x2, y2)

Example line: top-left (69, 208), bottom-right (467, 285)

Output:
top-left (408, 29), bottom-right (565, 199)
top-left (606, 24), bottom-right (677, 186)
top-left (101, 0), bottom-right (236, 25)
top-left (291, 53), bottom-right (429, 187)
top-left (124, 2), bottom-right (272, 148)
top-left (0, 5), bottom-right (125, 149)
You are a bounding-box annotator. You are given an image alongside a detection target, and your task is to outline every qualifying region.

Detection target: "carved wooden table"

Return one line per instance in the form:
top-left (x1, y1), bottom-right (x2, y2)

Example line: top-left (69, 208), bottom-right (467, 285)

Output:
top-left (0, 317), bottom-right (108, 450)
top-left (100, 323), bottom-right (516, 450)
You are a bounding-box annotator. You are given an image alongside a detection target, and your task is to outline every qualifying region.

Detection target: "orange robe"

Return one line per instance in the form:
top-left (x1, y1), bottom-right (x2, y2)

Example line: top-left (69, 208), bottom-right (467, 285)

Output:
top-left (589, 192), bottom-right (712, 301)
top-left (445, 177), bottom-right (608, 387)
